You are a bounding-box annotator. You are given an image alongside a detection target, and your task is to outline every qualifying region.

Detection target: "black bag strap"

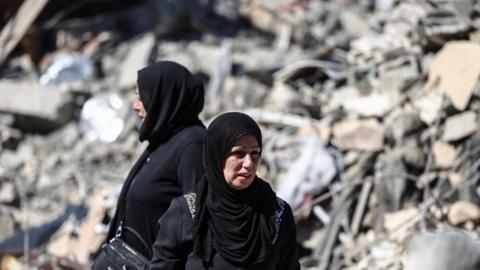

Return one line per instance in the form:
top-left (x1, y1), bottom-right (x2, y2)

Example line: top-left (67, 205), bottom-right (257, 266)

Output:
top-left (121, 226), bottom-right (152, 258)
top-left (112, 149), bottom-right (153, 257)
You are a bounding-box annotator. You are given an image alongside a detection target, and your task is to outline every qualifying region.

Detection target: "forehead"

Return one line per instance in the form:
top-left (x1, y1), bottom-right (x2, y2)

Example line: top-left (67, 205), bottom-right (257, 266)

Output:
top-left (230, 134), bottom-right (260, 149)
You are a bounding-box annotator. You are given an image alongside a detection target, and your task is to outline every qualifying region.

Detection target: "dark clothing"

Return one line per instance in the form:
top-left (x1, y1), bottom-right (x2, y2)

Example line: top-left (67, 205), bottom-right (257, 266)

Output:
top-left (194, 112), bottom-right (277, 265)
top-left (104, 61), bottom-right (206, 260)
top-left (151, 195), bottom-right (300, 270)
top-left (107, 125), bottom-right (205, 258)
top-left (137, 61), bottom-right (205, 145)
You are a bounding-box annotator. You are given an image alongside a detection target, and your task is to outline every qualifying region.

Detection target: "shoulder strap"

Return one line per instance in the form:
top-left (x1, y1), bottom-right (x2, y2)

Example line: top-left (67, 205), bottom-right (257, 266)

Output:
top-left (184, 192), bottom-right (197, 219)
top-left (121, 226), bottom-right (152, 258)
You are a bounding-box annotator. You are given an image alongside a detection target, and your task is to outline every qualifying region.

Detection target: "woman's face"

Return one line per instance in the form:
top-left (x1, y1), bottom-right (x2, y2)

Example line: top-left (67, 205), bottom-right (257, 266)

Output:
top-left (223, 134), bottom-right (261, 190)
top-left (133, 86), bottom-right (147, 121)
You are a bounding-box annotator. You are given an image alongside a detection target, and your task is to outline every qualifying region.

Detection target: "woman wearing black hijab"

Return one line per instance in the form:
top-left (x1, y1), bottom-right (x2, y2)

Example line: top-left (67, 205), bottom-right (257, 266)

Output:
top-left (101, 61), bottom-right (206, 260)
top-left (150, 112), bottom-right (300, 269)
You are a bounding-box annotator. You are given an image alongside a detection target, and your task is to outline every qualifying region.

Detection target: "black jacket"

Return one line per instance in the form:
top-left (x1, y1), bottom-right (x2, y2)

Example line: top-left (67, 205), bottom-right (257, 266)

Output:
top-left (150, 195), bottom-right (300, 270)
top-left (108, 125), bottom-right (205, 258)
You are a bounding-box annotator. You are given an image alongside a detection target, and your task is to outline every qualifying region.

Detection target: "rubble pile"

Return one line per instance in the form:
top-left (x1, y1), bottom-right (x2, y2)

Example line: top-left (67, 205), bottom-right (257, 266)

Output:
top-left (1, 0), bottom-right (480, 269)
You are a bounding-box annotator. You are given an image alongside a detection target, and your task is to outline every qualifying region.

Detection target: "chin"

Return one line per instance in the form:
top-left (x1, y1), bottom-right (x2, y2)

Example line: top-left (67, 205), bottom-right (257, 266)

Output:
top-left (231, 179), bottom-right (254, 190)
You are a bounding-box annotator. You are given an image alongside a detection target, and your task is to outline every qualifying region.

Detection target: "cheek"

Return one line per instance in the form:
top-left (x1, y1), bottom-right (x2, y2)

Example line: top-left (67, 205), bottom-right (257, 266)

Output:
top-left (224, 159), bottom-right (240, 177)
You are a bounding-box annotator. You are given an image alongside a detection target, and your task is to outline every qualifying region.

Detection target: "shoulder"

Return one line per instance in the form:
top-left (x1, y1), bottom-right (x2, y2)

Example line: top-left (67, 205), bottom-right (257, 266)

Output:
top-left (173, 125), bottom-right (206, 144)
top-left (274, 197), bottom-right (292, 219)
top-left (167, 193), bottom-right (196, 220)
top-left (272, 197), bottom-right (293, 245)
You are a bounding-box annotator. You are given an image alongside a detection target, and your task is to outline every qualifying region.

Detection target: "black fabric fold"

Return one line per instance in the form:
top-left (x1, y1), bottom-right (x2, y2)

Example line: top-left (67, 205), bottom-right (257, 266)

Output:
top-left (193, 112), bottom-right (277, 267)
top-left (137, 61), bottom-right (205, 145)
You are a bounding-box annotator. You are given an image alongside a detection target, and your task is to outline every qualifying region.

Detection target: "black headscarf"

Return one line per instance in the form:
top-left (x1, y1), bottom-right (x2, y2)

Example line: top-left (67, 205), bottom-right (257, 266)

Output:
top-left (137, 61), bottom-right (204, 146)
top-left (193, 112), bottom-right (277, 267)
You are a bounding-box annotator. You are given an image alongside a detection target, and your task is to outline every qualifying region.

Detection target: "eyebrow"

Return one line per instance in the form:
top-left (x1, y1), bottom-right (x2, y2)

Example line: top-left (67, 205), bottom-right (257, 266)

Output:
top-left (230, 145), bottom-right (260, 150)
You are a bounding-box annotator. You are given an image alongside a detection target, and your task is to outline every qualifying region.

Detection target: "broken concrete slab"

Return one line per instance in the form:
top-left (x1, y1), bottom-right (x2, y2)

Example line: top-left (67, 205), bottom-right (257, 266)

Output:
top-left (448, 201), bottom-right (480, 225)
top-left (400, 142), bottom-right (426, 171)
top-left (332, 118), bottom-right (385, 151)
top-left (404, 229), bottom-right (480, 270)
top-left (433, 140), bottom-right (457, 169)
top-left (387, 112), bottom-right (424, 142)
top-left (442, 111), bottom-right (477, 142)
top-left (411, 90), bottom-right (443, 125)
top-left (0, 80), bottom-right (74, 132)
top-left (425, 42), bottom-right (480, 111)
top-left (339, 10), bottom-right (369, 38)
top-left (117, 33), bottom-right (155, 89)
top-left (384, 207), bottom-right (421, 242)
top-left (0, 182), bottom-right (17, 205)
top-left (0, 214), bottom-right (14, 243)
top-left (330, 86), bottom-right (403, 117)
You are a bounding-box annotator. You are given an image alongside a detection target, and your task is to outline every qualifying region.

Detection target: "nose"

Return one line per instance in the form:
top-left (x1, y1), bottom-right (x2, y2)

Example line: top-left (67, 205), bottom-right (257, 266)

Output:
top-left (133, 99), bottom-right (140, 111)
top-left (243, 154), bottom-right (254, 169)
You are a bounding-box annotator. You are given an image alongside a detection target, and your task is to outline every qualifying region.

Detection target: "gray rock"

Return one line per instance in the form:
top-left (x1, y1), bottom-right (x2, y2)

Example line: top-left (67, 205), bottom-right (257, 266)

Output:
top-left (378, 151), bottom-right (408, 212)
top-left (117, 33), bottom-right (155, 90)
top-left (0, 80), bottom-right (74, 132)
top-left (442, 111), bottom-right (477, 142)
top-left (404, 229), bottom-right (480, 270)
top-left (388, 112), bottom-right (424, 142)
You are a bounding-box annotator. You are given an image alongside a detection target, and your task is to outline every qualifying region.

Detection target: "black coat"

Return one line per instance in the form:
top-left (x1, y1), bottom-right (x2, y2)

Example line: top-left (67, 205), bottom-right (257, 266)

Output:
top-left (107, 125), bottom-right (205, 258)
top-left (150, 195), bottom-right (300, 270)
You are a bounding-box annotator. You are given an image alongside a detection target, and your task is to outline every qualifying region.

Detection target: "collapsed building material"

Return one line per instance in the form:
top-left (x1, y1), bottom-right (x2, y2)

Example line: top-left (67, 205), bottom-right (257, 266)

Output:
top-left (0, 0), bottom-right (49, 65)
top-left (424, 42), bottom-right (480, 111)
top-left (39, 52), bottom-right (93, 86)
top-left (277, 134), bottom-right (337, 209)
top-left (0, 80), bottom-right (74, 132)
top-left (117, 33), bottom-right (155, 89)
top-left (332, 119), bottom-right (385, 152)
top-left (442, 111), bottom-right (477, 142)
top-left (2, 0), bottom-right (480, 269)
top-left (448, 201), bottom-right (480, 226)
top-left (404, 229), bottom-right (480, 270)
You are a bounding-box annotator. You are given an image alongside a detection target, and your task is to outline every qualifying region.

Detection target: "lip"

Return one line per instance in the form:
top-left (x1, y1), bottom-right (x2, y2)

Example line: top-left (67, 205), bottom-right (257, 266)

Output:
top-left (237, 173), bottom-right (251, 179)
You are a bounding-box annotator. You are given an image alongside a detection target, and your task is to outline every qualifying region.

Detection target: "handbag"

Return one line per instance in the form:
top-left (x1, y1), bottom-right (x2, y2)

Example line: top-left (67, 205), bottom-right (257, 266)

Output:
top-left (92, 169), bottom-right (152, 269)
top-left (92, 223), bottom-right (151, 270)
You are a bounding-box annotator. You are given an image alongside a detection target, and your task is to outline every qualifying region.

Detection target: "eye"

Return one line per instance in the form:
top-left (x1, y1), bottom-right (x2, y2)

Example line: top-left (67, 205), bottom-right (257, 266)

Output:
top-left (230, 151), bottom-right (247, 159)
top-left (250, 151), bottom-right (261, 160)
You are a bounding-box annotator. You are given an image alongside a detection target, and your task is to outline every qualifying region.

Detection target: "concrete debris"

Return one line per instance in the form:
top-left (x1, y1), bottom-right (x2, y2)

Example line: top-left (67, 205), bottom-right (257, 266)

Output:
top-left (448, 201), bottom-right (480, 226)
top-left (117, 33), bottom-right (156, 89)
top-left (2, 0), bottom-right (480, 269)
top-left (39, 52), bottom-right (93, 86)
top-left (0, 0), bottom-right (49, 65)
top-left (411, 90), bottom-right (444, 124)
top-left (387, 112), bottom-right (424, 142)
top-left (0, 80), bottom-right (74, 132)
top-left (331, 86), bottom-right (403, 117)
top-left (425, 42), bottom-right (480, 111)
top-left (277, 134), bottom-right (337, 209)
top-left (404, 229), bottom-right (480, 270)
top-left (442, 111), bottom-right (477, 142)
top-left (384, 207), bottom-right (421, 243)
top-left (332, 119), bottom-right (385, 151)
top-left (433, 140), bottom-right (457, 169)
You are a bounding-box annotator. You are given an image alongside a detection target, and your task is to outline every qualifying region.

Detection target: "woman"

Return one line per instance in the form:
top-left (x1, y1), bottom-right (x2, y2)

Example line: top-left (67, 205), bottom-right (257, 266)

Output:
top-left (151, 112), bottom-right (300, 269)
top-left (100, 61), bottom-right (206, 261)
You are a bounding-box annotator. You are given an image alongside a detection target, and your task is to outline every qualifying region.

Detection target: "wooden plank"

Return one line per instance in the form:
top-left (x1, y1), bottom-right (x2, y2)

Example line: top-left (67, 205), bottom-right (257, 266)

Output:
top-left (0, 0), bottom-right (49, 64)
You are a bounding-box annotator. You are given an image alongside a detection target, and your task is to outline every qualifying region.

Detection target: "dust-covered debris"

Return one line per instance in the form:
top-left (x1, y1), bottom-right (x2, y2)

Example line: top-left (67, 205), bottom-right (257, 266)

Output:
top-left (1, 0), bottom-right (480, 269)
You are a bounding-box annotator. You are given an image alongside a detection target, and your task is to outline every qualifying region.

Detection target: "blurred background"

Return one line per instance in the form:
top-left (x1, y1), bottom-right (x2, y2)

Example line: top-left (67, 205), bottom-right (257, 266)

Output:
top-left (1, 0), bottom-right (480, 269)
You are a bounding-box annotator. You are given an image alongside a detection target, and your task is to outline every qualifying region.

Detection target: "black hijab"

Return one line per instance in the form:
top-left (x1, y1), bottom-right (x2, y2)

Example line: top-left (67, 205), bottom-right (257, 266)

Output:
top-left (193, 112), bottom-right (277, 267)
top-left (137, 61), bottom-right (204, 146)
